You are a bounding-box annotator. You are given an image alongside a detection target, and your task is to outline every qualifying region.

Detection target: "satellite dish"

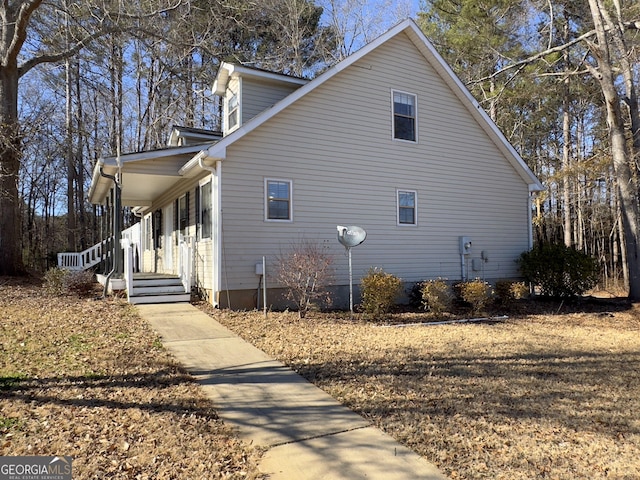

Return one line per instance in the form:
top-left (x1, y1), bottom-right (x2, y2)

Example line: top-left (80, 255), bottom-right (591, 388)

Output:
top-left (337, 225), bottom-right (367, 248)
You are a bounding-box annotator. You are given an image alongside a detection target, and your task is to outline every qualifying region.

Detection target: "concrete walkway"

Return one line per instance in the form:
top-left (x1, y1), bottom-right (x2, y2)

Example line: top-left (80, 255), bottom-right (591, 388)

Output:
top-left (137, 303), bottom-right (449, 480)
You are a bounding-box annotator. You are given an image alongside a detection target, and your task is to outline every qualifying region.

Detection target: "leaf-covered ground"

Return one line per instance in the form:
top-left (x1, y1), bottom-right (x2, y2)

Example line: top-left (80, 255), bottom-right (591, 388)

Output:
top-left (201, 300), bottom-right (640, 480)
top-left (0, 278), bottom-right (263, 479)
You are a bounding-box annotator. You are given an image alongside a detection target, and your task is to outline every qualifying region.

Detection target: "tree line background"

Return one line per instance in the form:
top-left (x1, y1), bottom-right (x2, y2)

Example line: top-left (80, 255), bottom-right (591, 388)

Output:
top-left (3, 0), bottom-right (639, 296)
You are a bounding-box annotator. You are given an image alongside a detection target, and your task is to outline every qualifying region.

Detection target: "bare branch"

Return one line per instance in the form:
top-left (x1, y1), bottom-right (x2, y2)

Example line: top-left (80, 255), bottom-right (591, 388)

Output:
top-left (469, 19), bottom-right (640, 86)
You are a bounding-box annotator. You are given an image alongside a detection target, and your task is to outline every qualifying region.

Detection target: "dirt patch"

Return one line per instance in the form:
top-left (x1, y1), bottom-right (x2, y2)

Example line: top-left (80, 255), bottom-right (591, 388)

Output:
top-left (0, 279), bottom-right (263, 479)
top-left (200, 299), bottom-right (640, 480)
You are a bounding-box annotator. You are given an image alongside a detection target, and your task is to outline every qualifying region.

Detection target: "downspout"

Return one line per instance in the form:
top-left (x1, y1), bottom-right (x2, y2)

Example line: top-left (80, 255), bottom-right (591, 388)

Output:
top-left (528, 185), bottom-right (535, 250)
top-left (99, 167), bottom-right (122, 298)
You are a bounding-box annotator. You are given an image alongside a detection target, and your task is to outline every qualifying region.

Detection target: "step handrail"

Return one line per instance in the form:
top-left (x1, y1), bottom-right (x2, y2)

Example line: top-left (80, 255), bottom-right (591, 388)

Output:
top-left (57, 237), bottom-right (113, 271)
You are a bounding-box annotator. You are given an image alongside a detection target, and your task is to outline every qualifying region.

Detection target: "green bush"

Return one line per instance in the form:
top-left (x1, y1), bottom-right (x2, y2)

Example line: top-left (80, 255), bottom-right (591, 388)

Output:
top-left (360, 268), bottom-right (403, 317)
top-left (420, 279), bottom-right (454, 315)
top-left (458, 279), bottom-right (492, 315)
top-left (517, 244), bottom-right (600, 298)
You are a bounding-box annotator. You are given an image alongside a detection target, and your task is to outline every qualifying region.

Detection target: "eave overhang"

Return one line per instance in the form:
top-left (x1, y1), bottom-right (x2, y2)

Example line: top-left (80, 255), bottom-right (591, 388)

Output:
top-left (88, 144), bottom-right (206, 207)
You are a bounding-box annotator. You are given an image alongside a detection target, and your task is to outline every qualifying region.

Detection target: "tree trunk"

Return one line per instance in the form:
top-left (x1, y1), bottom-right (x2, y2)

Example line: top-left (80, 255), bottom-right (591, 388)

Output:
top-left (0, 64), bottom-right (24, 275)
top-left (587, 0), bottom-right (640, 299)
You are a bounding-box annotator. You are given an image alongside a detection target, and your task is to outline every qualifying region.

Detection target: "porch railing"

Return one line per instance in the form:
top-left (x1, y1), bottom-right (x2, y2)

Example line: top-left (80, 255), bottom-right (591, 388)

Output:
top-left (123, 240), bottom-right (134, 298)
top-left (57, 237), bottom-right (113, 271)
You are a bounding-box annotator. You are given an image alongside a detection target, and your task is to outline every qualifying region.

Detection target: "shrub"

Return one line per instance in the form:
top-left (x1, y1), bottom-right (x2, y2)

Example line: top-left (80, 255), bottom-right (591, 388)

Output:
top-left (407, 281), bottom-right (426, 308)
top-left (458, 279), bottom-right (492, 315)
top-left (274, 239), bottom-right (334, 318)
top-left (360, 268), bottom-right (403, 317)
top-left (44, 268), bottom-right (95, 297)
top-left (518, 244), bottom-right (600, 298)
top-left (65, 270), bottom-right (96, 296)
top-left (495, 280), bottom-right (529, 305)
top-left (44, 268), bottom-right (69, 295)
top-left (420, 278), bottom-right (454, 315)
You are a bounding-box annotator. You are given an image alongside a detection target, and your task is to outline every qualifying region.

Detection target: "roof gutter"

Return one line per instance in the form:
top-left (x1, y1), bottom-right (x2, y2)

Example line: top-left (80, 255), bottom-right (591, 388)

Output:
top-left (88, 158), bottom-right (105, 204)
top-left (180, 148), bottom-right (225, 176)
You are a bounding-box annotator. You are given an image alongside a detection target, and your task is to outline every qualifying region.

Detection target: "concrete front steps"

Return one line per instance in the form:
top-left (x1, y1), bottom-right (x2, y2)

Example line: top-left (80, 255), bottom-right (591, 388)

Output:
top-left (128, 274), bottom-right (191, 305)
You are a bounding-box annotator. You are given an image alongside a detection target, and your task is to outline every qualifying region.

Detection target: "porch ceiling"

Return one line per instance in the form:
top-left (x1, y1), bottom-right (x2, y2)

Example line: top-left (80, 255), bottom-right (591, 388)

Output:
top-left (89, 145), bottom-right (206, 207)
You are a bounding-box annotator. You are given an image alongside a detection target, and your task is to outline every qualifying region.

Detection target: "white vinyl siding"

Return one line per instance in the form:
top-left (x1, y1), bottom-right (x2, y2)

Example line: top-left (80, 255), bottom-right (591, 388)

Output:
top-left (217, 32), bottom-right (533, 290)
top-left (242, 77), bottom-right (303, 123)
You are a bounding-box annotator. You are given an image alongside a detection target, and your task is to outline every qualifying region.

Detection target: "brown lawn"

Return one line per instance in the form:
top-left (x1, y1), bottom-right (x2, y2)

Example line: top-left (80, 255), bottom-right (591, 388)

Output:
top-left (0, 278), bottom-right (263, 479)
top-left (201, 300), bottom-right (640, 480)
top-left (4, 275), bottom-right (639, 479)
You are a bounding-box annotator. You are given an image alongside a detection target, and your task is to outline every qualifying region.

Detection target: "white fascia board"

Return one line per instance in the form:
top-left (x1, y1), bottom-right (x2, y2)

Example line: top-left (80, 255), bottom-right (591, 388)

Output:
top-left (179, 149), bottom-right (224, 176)
top-left (212, 63), bottom-right (231, 96)
top-left (101, 144), bottom-right (204, 165)
top-left (213, 62), bottom-right (308, 96)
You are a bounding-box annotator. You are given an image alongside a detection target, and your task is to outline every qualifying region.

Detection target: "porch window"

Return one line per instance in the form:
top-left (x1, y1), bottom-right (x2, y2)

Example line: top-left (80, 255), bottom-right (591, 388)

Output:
top-left (265, 179), bottom-right (292, 221)
top-left (178, 193), bottom-right (188, 240)
top-left (144, 214), bottom-right (153, 250)
top-left (397, 189), bottom-right (417, 225)
top-left (199, 179), bottom-right (212, 239)
top-left (392, 90), bottom-right (417, 142)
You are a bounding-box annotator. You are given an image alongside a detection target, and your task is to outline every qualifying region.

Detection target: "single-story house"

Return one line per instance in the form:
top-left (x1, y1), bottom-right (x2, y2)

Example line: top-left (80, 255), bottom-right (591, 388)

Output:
top-left (82, 18), bottom-right (543, 308)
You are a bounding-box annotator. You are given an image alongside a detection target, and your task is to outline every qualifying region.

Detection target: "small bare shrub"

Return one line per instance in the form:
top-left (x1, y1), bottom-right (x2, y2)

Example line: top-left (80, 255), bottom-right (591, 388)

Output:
top-left (65, 270), bottom-right (96, 296)
top-left (421, 278), bottom-right (454, 315)
top-left (44, 268), bottom-right (69, 295)
top-left (43, 268), bottom-right (95, 297)
top-left (274, 239), bottom-right (334, 318)
top-left (360, 268), bottom-right (403, 318)
top-left (459, 279), bottom-right (493, 315)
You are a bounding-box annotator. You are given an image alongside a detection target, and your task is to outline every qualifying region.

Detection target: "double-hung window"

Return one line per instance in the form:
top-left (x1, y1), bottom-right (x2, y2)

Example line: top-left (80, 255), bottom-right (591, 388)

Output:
top-left (199, 180), bottom-right (212, 239)
top-left (265, 179), bottom-right (292, 221)
top-left (227, 92), bottom-right (239, 131)
top-left (392, 90), bottom-right (417, 142)
top-left (397, 189), bottom-right (417, 226)
top-left (177, 193), bottom-right (188, 242)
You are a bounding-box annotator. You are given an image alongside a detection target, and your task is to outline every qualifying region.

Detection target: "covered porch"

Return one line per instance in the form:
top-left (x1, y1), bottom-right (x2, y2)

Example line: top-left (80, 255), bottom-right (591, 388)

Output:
top-left (58, 131), bottom-right (216, 303)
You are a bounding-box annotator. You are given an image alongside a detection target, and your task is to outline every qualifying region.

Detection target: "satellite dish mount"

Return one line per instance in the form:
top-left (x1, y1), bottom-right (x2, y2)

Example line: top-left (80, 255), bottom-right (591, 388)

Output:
top-left (337, 225), bottom-right (367, 317)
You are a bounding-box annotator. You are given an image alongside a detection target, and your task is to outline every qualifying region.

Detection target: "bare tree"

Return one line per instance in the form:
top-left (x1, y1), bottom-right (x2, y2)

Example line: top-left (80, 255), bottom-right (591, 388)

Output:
top-left (0, 0), bottom-right (183, 275)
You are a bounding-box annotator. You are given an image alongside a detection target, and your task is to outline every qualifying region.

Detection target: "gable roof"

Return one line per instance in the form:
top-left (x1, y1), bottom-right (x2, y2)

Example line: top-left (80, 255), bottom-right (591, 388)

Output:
top-left (183, 19), bottom-right (542, 191)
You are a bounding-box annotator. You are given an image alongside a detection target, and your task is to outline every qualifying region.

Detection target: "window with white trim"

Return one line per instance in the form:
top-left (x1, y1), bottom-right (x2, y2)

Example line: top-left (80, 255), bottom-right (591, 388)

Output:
top-left (199, 179), bottom-right (212, 239)
top-left (397, 189), bottom-right (417, 225)
top-left (265, 179), bottom-right (292, 221)
top-left (392, 90), bottom-right (417, 142)
top-left (227, 92), bottom-right (239, 131)
top-left (178, 193), bottom-right (188, 239)
top-left (144, 214), bottom-right (152, 250)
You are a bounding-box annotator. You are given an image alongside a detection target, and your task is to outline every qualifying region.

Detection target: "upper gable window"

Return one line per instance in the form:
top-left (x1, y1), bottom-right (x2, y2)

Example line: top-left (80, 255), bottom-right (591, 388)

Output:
top-left (392, 91), bottom-right (417, 142)
top-left (265, 179), bottom-right (292, 221)
top-left (227, 92), bottom-right (239, 131)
